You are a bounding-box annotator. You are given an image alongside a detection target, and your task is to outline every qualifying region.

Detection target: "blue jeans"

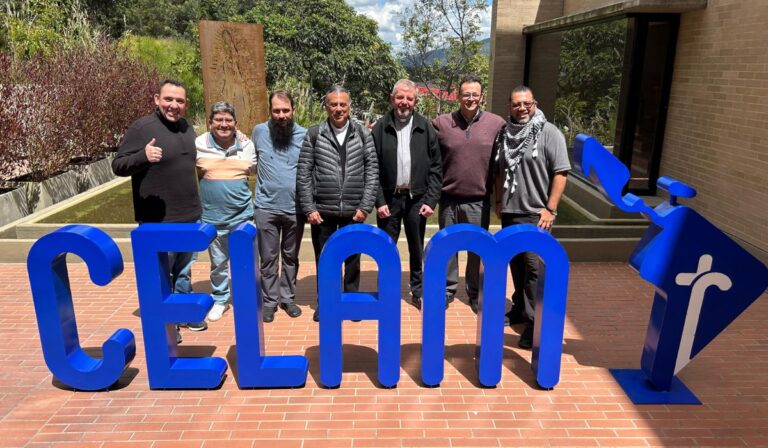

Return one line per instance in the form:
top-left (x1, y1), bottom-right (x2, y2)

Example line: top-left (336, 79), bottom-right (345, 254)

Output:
top-left (167, 251), bottom-right (196, 294)
top-left (207, 221), bottom-right (247, 305)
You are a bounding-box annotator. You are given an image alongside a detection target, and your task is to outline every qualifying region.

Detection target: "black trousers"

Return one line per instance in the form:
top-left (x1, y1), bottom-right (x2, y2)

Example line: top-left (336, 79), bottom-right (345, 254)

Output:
top-left (502, 213), bottom-right (541, 322)
top-left (310, 215), bottom-right (361, 300)
top-left (376, 191), bottom-right (427, 298)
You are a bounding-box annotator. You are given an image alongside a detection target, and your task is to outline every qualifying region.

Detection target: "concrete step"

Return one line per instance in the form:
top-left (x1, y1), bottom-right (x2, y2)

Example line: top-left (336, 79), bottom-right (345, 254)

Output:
top-left (2, 234), bottom-right (640, 264)
top-left (13, 222), bottom-right (647, 240)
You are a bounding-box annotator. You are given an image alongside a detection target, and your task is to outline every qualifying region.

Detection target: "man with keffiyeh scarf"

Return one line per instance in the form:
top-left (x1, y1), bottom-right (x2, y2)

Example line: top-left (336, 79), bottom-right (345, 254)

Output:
top-left (493, 85), bottom-right (570, 350)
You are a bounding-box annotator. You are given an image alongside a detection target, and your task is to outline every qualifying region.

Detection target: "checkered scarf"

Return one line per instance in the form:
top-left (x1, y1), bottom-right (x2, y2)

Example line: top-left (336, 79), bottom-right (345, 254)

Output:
top-left (495, 108), bottom-right (547, 195)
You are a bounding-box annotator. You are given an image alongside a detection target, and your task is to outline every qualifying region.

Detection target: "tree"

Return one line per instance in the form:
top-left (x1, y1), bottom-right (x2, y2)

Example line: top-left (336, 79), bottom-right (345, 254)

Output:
top-left (84, 0), bottom-right (260, 39)
top-left (554, 19), bottom-right (626, 145)
top-left (237, 0), bottom-right (406, 114)
top-left (1, 0), bottom-right (100, 60)
top-left (399, 0), bottom-right (488, 115)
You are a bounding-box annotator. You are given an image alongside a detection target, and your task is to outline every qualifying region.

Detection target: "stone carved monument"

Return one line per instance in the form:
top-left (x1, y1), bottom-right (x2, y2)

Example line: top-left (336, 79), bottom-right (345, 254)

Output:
top-left (199, 21), bottom-right (268, 133)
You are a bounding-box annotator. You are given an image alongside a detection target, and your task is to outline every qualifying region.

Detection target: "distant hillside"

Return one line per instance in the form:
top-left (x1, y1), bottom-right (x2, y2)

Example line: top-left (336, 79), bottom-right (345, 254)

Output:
top-left (401, 38), bottom-right (490, 68)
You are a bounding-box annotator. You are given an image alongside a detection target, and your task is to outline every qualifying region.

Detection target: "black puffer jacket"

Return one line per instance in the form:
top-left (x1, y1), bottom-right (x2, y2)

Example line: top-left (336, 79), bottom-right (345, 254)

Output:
top-left (297, 120), bottom-right (379, 217)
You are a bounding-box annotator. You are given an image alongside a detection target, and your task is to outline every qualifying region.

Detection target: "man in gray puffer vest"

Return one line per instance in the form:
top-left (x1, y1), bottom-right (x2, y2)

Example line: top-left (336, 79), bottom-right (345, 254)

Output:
top-left (297, 85), bottom-right (379, 322)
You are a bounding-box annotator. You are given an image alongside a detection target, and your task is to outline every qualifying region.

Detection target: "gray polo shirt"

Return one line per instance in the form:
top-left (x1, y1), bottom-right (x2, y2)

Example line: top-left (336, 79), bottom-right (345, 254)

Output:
top-left (499, 122), bottom-right (570, 215)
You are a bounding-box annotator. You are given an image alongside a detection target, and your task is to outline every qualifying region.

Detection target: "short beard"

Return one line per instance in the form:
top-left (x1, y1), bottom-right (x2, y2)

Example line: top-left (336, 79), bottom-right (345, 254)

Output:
top-left (395, 109), bottom-right (412, 123)
top-left (269, 120), bottom-right (295, 148)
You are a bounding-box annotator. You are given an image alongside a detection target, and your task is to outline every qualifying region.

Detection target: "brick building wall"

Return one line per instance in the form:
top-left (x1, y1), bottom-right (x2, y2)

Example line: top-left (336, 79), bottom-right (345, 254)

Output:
top-left (562, 0), bottom-right (616, 15)
top-left (488, 0), bottom-right (563, 115)
top-left (661, 0), bottom-right (768, 253)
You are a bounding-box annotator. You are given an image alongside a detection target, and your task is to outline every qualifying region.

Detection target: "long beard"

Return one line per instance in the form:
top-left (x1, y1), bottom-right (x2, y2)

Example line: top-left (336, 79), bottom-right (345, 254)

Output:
top-left (269, 120), bottom-right (295, 148)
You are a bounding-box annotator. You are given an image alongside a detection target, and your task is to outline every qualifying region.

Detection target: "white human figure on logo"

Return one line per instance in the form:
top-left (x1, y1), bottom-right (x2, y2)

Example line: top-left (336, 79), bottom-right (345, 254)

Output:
top-left (673, 254), bottom-right (732, 374)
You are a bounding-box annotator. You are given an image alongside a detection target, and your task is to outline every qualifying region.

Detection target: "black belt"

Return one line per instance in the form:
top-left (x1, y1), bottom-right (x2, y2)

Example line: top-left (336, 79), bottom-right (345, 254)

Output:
top-left (393, 187), bottom-right (410, 195)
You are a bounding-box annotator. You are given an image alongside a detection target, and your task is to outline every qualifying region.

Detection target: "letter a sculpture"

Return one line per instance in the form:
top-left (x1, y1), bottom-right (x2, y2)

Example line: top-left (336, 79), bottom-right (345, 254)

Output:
top-left (574, 134), bottom-right (768, 404)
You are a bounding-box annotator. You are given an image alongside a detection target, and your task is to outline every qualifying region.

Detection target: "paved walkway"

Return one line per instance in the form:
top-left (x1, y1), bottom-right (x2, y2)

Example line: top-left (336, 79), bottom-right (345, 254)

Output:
top-left (0, 261), bottom-right (766, 447)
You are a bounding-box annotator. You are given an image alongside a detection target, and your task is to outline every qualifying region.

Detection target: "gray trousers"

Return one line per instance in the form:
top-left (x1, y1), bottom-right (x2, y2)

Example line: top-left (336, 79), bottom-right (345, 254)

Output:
top-left (438, 195), bottom-right (490, 301)
top-left (254, 209), bottom-right (304, 309)
top-left (502, 213), bottom-right (542, 322)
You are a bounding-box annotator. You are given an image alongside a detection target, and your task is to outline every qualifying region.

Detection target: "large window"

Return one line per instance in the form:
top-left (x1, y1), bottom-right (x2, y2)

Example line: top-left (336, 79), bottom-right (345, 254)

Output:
top-left (525, 15), bottom-right (679, 194)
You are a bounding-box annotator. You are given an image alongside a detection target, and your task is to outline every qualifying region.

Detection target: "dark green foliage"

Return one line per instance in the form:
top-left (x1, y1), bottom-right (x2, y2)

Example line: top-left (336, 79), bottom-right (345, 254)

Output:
top-left (86, 0), bottom-right (260, 39)
top-left (78, 0), bottom-right (405, 115)
top-left (236, 0), bottom-right (406, 113)
top-left (554, 19), bottom-right (626, 146)
top-left (1, 0), bottom-right (100, 60)
top-left (119, 35), bottom-right (205, 119)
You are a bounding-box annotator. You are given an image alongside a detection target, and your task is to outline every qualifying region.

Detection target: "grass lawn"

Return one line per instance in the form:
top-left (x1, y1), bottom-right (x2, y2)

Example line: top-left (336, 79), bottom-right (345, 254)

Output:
top-left (41, 180), bottom-right (590, 225)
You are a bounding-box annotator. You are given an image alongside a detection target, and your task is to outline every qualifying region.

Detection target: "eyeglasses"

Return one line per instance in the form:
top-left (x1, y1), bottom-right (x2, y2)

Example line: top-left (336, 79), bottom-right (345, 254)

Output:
top-left (510, 101), bottom-right (536, 110)
top-left (460, 93), bottom-right (482, 100)
top-left (212, 117), bottom-right (235, 124)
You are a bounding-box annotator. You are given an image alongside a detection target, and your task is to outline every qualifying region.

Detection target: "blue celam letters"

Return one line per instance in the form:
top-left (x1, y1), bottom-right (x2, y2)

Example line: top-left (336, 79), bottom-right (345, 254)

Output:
top-left (27, 222), bottom-right (569, 391)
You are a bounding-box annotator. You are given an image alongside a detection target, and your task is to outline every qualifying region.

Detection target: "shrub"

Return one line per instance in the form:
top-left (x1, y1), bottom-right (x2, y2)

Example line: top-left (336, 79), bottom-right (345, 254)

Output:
top-left (118, 35), bottom-right (204, 120)
top-left (271, 77), bottom-right (327, 127)
top-left (0, 40), bottom-right (159, 183)
top-left (1, 0), bottom-right (100, 60)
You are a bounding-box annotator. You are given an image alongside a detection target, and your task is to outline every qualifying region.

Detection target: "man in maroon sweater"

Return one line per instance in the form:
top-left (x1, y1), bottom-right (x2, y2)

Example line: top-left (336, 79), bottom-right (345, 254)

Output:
top-left (432, 76), bottom-right (505, 311)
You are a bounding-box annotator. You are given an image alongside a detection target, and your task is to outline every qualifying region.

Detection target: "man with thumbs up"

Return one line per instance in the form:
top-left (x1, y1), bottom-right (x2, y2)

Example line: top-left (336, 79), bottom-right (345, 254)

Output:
top-left (113, 79), bottom-right (207, 337)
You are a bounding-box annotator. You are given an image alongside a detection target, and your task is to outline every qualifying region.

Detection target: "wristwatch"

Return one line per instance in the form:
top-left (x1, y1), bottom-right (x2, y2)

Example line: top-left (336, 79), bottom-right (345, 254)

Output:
top-left (545, 206), bottom-right (557, 216)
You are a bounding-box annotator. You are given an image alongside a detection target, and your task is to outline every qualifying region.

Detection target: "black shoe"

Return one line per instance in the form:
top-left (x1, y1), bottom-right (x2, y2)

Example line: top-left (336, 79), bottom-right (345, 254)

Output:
top-left (263, 307), bottom-right (276, 323)
top-left (412, 296), bottom-right (422, 310)
top-left (468, 298), bottom-right (479, 314)
top-left (518, 324), bottom-right (533, 350)
top-left (313, 308), bottom-right (320, 322)
top-left (280, 302), bottom-right (302, 318)
top-left (505, 310), bottom-right (529, 326)
top-left (186, 321), bottom-right (207, 332)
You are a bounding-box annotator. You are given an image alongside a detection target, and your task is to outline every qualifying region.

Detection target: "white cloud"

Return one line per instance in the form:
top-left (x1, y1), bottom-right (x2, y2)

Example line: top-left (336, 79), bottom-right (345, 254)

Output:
top-left (347, 0), bottom-right (406, 50)
top-left (347, 0), bottom-right (491, 52)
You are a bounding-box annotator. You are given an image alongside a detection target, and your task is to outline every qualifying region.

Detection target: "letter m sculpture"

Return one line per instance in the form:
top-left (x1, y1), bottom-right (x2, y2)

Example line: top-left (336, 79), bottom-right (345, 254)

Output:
top-left (421, 223), bottom-right (570, 389)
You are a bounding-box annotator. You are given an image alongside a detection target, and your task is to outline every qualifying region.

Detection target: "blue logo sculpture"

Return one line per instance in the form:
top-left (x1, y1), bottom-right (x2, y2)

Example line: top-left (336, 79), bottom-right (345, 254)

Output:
top-left (574, 134), bottom-right (768, 404)
top-left (27, 221), bottom-right (571, 391)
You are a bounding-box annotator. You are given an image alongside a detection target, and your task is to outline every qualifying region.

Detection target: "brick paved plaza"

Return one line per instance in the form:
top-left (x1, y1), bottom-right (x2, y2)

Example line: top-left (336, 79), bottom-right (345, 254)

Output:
top-left (0, 260), bottom-right (766, 447)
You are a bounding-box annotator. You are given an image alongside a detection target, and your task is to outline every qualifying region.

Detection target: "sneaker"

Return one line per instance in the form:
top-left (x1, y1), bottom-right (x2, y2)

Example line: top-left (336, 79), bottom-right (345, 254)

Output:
top-left (186, 321), bottom-right (208, 332)
top-left (468, 298), bottom-right (479, 314)
top-left (313, 307), bottom-right (320, 322)
top-left (263, 307), bottom-right (276, 323)
top-left (279, 302), bottom-right (302, 318)
top-left (412, 296), bottom-right (422, 310)
top-left (518, 323), bottom-right (534, 350)
top-left (207, 303), bottom-right (230, 322)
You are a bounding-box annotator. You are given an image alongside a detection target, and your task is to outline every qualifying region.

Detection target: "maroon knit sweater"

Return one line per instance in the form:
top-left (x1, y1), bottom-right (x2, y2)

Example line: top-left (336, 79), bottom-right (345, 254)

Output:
top-left (432, 110), bottom-right (506, 199)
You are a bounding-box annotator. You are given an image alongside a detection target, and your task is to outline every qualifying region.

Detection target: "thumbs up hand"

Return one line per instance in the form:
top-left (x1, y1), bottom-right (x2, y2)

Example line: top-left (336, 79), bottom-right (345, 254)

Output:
top-left (144, 138), bottom-right (163, 163)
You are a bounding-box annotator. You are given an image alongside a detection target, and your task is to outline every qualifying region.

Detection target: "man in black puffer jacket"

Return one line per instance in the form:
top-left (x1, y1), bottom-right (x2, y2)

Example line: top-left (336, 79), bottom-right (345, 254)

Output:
top-left (297, 85), bottom-right (379, 322)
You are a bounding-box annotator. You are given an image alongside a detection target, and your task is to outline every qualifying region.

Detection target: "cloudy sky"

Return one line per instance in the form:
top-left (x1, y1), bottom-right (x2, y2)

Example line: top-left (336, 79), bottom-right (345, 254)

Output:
top-left (347, 0), bottom-right (493, 51)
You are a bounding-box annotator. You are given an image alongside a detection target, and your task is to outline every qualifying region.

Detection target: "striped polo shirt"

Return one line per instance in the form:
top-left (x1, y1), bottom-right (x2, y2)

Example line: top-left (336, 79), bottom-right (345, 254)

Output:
top-left (195, 133), bottom-right (256, 226)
